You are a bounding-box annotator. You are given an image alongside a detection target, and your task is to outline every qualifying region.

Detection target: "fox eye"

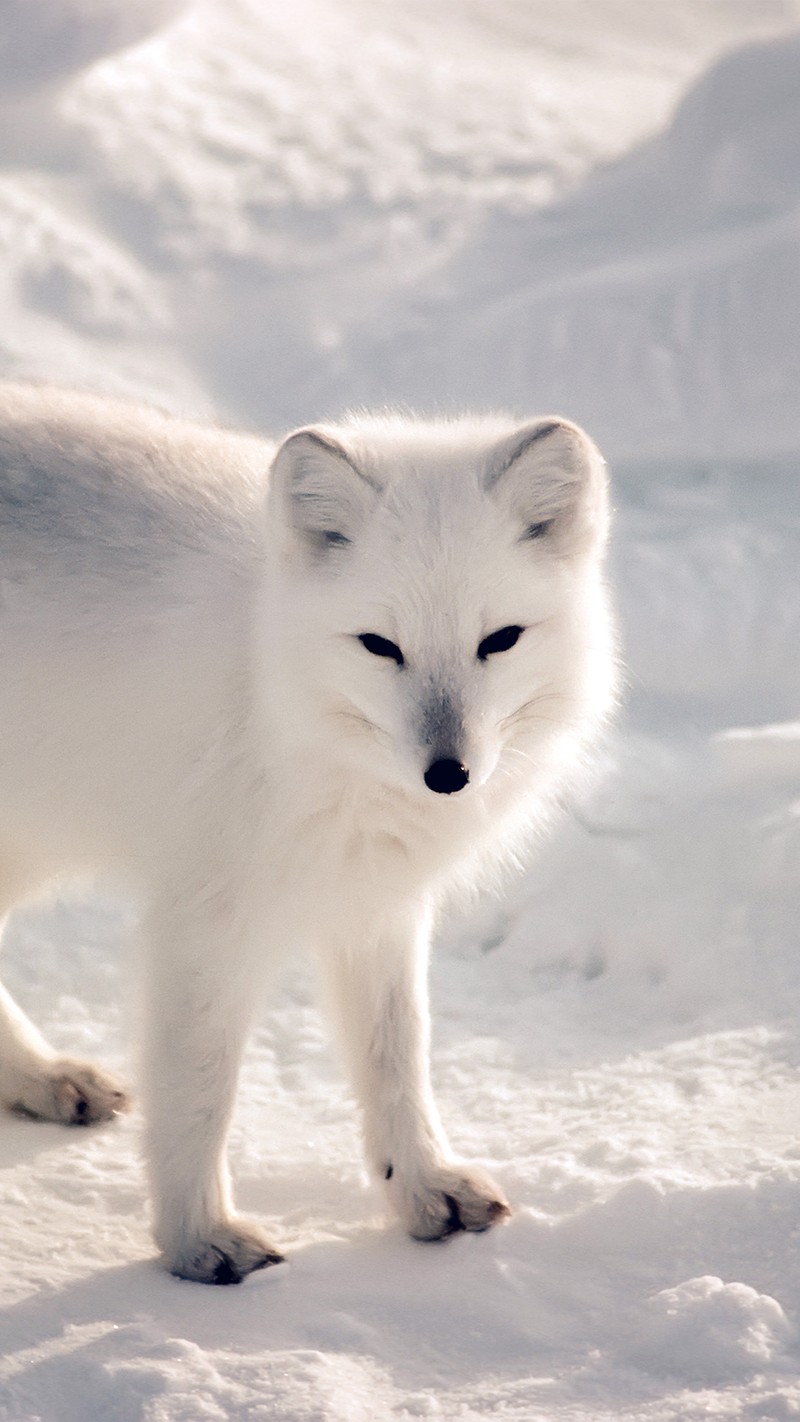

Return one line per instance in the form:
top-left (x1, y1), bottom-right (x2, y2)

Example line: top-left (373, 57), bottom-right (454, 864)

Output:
top-left (526, 520), bottom-right (552, 540)
top-left (477, 625), bottom-right (524, 661)
top-left (358, 633), bottom-right (405, 666)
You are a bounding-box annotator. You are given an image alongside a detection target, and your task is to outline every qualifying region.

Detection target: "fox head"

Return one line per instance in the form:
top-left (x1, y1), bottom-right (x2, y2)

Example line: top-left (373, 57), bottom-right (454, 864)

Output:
top-left (264, 415), bottom-right (615, 808)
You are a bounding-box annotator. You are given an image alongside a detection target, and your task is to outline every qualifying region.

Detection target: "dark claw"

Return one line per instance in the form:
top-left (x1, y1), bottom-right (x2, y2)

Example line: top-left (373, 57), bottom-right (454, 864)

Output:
top-left (253, 1250), bottom-right (285, 1271)
top-left (211, 1250), bottom-right (243, 1285)
top-left (486, 1199), bottom-right (512, 1225)
top-left (210, 1246), bottom-right (284, 1284)
top-left (442, 1194), bottom-right (466, 1236)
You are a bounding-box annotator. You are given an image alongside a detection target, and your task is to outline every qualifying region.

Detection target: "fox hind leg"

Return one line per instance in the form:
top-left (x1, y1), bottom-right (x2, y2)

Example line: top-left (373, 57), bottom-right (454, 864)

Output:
top-left (0, 980), bottom-right (130, 1124)
top-left (0, 869), bottom-right (130, 1124)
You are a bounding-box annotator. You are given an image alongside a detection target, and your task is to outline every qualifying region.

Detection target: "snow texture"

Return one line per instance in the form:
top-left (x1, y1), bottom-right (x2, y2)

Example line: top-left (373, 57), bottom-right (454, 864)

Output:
top-left (2, 1), bottom-right (800, 1418)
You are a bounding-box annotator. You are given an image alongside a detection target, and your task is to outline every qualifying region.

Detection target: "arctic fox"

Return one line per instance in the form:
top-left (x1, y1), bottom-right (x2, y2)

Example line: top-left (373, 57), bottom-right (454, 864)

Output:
top-left (0, 383), bottom-right (615, 1283)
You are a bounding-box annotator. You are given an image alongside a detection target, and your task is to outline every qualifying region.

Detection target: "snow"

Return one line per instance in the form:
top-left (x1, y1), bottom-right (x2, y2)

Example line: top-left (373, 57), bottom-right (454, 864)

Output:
top-left (1, 1), bottom-right (800, 1417)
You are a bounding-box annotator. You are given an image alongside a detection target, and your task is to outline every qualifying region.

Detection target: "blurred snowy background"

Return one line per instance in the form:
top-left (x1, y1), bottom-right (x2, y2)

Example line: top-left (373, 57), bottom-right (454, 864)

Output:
top-left (1, 2), bottom-right (800, 1419)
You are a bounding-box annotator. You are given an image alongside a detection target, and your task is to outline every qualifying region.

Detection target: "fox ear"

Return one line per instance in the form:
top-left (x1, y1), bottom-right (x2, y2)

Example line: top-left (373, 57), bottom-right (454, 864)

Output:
top-left (270, 428), bottom-right (381, 556)
top-left (486, 418), bottom-right (609, 549)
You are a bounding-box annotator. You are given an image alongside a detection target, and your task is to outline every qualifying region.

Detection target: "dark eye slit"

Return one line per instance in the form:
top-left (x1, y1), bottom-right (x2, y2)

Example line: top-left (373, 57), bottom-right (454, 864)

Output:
top-left (358, 632), bottom-right (404, 666)
top-left (478, 625), bottom-right (524, 661)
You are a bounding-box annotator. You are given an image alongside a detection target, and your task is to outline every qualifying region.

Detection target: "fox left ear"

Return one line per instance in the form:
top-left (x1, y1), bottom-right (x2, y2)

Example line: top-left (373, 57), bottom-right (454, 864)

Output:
top-left (485, 418), bottom-right (609, 550)
top-left (269, 426), bottom-right (381, 559)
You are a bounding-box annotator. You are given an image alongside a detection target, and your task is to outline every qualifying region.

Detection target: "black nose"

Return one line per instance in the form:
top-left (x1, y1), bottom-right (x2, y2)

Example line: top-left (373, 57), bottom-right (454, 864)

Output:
top-left (424, 758), bottom-right (470, 795)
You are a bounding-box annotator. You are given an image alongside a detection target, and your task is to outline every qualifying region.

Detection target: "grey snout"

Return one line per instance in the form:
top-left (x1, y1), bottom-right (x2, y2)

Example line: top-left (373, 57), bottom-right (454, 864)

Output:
top-left (424, 758), bottom-right (470, 795)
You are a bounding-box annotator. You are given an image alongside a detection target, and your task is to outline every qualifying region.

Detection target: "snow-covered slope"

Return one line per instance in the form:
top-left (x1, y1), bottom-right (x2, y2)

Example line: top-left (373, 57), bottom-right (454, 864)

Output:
top-left (370, 31), bottom-right (800, 463)
top-left (1, 3), bottom-right (800, 1420)
top-left (1, 0), bottom-right (799, 448)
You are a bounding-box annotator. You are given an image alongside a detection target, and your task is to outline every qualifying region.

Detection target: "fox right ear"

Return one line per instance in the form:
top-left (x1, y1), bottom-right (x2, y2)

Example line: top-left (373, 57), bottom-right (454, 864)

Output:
top-left (485, 417), bottom-right (609, 552)
top-left (270, 428), bottom-right (381, 556)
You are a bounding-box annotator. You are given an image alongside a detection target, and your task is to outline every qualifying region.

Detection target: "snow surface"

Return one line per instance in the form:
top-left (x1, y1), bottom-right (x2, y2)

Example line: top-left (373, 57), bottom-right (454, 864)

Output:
top-left (2, 2), bottom-right (800, 1418)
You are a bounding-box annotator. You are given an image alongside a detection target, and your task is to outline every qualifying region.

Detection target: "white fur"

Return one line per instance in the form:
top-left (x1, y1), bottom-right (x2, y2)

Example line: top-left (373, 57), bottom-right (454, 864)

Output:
top-left (0, 383), bottom-right (616, 1282)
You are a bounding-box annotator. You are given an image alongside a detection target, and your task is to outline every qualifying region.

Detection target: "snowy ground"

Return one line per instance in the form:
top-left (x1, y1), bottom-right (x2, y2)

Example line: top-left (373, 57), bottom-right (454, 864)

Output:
top-left (1, 2), bottom-right (800, 1419)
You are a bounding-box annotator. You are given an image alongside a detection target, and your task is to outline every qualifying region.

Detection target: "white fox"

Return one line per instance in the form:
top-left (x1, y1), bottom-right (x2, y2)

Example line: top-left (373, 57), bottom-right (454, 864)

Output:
top-left (0, 383), bottom-right (615, 1283)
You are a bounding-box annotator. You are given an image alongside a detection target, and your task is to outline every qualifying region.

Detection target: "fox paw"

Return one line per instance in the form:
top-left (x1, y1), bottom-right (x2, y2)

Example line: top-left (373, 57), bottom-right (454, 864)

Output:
top-left (12, 1058), bottom-right (130, 1125)
top-left (164, 1219), bottom-right (285, 1285)
top-left (389, 1161), bottom-right (511, 1241)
